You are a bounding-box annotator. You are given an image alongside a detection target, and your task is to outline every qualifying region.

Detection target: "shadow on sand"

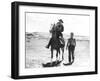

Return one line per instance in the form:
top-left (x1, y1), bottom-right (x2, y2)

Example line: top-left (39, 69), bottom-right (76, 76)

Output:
top-left (63, 60), bottom-right (74, 66)
top-left (42, 60), bottom-right (62, 67)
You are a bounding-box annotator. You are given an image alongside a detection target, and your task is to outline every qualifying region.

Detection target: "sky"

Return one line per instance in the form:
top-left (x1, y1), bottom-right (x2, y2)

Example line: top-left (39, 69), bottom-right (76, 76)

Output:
top-left (26, 12), bottom-right (90, 36)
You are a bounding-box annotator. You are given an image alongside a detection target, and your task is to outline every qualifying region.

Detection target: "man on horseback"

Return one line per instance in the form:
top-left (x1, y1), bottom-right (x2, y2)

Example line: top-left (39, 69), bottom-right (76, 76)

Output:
top-left (46, 19), bottom-right (65, 49)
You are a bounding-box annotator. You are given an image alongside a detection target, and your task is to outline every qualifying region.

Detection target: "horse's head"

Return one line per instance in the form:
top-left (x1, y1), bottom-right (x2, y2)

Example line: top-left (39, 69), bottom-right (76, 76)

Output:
top-left (49, 24), bottom-right (58, 38)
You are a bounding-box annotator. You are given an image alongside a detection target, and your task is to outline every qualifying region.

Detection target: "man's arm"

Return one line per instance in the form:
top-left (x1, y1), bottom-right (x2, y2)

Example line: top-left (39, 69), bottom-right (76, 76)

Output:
top-left (66, 39), bottom-right (69, 50)
top-left (60, 24), bottom-right (64, 32)
top-left (74, 39), bottom-right (76, 47)
top-left (61, 25), bottom-right (64, 32)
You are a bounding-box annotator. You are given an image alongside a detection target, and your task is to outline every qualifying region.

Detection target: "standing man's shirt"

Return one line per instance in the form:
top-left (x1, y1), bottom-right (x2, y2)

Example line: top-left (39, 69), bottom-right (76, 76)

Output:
top-left (67, 38), bottom-right (76, 47)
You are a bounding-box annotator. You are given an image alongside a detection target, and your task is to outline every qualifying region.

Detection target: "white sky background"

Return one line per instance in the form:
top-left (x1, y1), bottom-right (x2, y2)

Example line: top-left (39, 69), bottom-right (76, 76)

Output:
top-left (26, 12), bottom-right (90, 36)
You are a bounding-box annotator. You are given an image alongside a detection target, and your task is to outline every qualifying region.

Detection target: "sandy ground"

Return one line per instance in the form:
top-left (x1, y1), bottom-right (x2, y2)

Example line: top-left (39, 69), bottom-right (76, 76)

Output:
top-left (25, 34), bottom-right (90, 68)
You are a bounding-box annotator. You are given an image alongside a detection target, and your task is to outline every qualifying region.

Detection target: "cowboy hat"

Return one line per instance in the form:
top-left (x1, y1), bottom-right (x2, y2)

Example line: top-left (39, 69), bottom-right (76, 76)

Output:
top-left (59, 19), bottom-right (63, 23)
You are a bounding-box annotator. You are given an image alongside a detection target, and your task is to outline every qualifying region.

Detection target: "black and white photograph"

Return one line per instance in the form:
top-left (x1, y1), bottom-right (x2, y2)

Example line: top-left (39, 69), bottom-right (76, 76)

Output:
top-left (25, 12), bottom-right (90, 68)
top-left (11, 2), bottom-right (97, 79)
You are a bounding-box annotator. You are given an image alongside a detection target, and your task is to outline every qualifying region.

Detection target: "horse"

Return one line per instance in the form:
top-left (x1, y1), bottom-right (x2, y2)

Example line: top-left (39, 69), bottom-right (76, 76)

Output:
top-left (58, 37), bottom-right (65, 60)
top-left (50, 29), bottom-right (65, 64)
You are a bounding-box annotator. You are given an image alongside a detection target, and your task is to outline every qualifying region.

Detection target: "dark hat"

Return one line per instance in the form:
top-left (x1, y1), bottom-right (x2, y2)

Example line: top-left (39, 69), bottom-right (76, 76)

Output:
top-left (59, 19), bottom-right (63, 23)
top-left (71, 32), bottom-right (74, 35)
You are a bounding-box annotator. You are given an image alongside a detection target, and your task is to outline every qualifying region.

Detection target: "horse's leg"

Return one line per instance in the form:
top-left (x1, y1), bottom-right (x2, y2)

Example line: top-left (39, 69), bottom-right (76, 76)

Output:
top-left (58, 49), bottom-right (60, 55)
top-left (58, 49), bottom-right (60, 61)
top-left (62, 47), bottom-right (64, 61)
top-left (56, 49), bottom-right (59, 62)
top-left (51, 49), bottom-right (53, 65)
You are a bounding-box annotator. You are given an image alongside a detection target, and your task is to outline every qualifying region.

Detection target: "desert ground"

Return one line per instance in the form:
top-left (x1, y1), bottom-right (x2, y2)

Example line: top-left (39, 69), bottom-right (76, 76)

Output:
top-left (25, 32), bottom-right (90, 68)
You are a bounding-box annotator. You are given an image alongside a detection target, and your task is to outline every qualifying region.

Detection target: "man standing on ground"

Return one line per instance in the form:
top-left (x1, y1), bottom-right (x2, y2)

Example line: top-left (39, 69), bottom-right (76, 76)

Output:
top-left (66, 32), bottom-right (76, 63)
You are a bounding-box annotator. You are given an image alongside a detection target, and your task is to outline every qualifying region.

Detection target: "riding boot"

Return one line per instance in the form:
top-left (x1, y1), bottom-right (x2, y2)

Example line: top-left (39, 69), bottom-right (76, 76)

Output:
top-left (46, 38), bottom-right (52, 49)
